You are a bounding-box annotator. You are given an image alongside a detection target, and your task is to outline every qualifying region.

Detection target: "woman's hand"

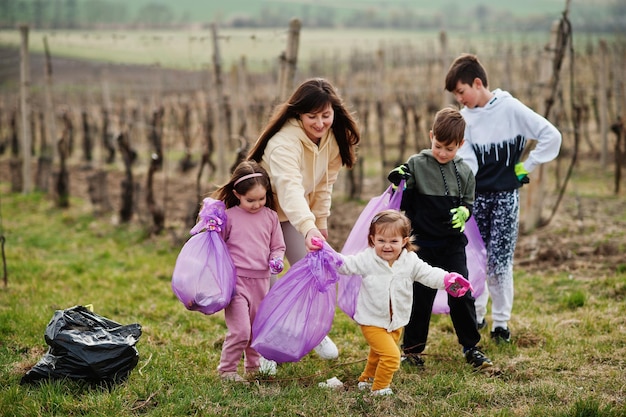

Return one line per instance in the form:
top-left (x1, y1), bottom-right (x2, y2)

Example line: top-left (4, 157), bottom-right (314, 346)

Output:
top-left (305, 228), bottom-right (326, 251)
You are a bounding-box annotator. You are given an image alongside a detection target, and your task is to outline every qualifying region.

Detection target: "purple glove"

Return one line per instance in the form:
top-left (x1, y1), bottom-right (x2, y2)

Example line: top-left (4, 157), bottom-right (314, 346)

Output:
top-left (269, 257), bottom-right (284, 274)
top-left (444, 272), bottom-right (473, 297)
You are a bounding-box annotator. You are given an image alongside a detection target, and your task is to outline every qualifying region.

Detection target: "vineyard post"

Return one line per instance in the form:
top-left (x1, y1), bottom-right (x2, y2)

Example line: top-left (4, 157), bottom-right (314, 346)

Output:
top-left (236, 56), bottom-right (249, 140)
top-left (598, 39), bottom-right (609, 167)
top-left (278, 18), bottom-right (301, 101)
top-left (42, 36), bottom-right (57, 162)
top-left (38, 35), bottom-right (56, 192)
top-left (439, 31), bottom-right (448, 109)
top-left (375, 49), bottom-right (388, 189)
top-left (19, 24), bottom-right (32, 194)
top-left (520, 12), bottom-right (568, 232)
top-left (101, 68), bottom-right (115, 165)
top-left (210, 22), bottom-right (228, 181)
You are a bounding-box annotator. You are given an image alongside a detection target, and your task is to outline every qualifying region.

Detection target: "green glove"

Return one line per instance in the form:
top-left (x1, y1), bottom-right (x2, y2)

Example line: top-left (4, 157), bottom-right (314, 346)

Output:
top-left (515, 162), bottom-right (530, 184)
top-left (387, 163), bottom-right (410, 186)
top-left (450, 206), bottom-right (470, 232)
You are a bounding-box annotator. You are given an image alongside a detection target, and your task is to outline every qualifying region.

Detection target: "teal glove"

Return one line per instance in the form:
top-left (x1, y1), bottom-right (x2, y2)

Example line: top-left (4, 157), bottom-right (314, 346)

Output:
top-left (515, 162), bottom-right (529, 184)
top-left (387, 163), bottom-right (410, 186)
top-left (450, 206), bottom-right (470, 232)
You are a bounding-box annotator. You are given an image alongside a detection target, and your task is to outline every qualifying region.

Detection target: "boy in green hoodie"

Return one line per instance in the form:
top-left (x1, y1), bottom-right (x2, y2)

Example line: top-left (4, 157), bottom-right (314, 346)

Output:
top-left (388, 107), bottom-right (492, 369)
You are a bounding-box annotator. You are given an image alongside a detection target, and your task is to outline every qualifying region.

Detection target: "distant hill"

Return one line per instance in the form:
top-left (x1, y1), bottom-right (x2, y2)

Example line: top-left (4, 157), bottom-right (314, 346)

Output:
top-left (0, 0), bottom-right (622, 33)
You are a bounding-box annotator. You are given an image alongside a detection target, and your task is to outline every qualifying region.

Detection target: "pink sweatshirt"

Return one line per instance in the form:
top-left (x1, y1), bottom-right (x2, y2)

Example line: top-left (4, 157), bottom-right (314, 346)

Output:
top-left (223, 205), bottom-right (286, 279)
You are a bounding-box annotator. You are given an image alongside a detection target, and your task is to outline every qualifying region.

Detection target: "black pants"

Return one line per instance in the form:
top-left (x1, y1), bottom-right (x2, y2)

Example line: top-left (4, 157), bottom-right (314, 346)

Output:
top-left (402, 241), bottom-right (480, 354)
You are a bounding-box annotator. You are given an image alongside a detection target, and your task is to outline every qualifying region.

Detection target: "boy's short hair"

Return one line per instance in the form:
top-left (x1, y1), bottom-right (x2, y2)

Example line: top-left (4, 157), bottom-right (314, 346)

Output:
top-left (432, 107), bottom-right (465, 146)
top-left (445, 53), bottom-right (489, 92)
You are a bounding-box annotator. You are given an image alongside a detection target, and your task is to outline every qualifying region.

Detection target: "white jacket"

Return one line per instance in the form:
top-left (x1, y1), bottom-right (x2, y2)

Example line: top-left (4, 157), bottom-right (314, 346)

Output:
top-left (339, 248), bottom-right (446, 332)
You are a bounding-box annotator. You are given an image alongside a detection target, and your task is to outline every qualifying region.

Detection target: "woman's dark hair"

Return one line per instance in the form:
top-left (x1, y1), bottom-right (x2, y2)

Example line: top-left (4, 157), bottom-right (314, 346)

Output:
top-left (247, 78), bottom-right (360, 168)
top-left (211, 160), bottom-right (276, 210)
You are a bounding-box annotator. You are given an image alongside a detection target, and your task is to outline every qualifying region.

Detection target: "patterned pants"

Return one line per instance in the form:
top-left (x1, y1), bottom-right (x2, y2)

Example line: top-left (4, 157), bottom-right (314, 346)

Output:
top-left (473, 189), bottom-right (519, 329)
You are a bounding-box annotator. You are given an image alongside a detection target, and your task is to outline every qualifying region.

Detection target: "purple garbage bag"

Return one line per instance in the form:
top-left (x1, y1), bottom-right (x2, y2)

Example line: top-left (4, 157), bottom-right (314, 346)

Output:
top-left (251, 241), bottom-right (343, 363)
top-left (432, 216), bottom-right (486, 314)
top-left (171, 198), bottom-right (237, 315)
top-left (338, 181), bottom-right (404, 319)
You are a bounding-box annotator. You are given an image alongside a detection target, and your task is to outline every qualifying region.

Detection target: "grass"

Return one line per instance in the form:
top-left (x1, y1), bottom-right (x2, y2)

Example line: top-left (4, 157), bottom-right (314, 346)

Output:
top-left (0, 180), bottom-right (625, 416)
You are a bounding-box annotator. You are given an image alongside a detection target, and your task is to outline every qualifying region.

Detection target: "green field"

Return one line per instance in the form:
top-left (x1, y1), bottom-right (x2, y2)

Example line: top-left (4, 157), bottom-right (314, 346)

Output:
top-left (0, 27), bottom-right (564, 71)
top-left (0, 0), bottom-right (618, 72)
top-left (6, 0), bottom-right (577, 24)
top-left (2, 0), bottom-right (618, 37)
top-left (120, 0), bottom-right (570, 21)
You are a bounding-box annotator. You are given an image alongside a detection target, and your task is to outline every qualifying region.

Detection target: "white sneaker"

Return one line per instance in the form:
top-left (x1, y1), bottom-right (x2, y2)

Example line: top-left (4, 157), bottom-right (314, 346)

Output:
top-left (259, 357), bottom-right (277, 376)
top-left (313, 335), bottom-right (339, 359)
top-left (357, 381), bottom-right (372, 391)
top-left (220, 372), bottom-right (245, 382)
top-left (317, 376), bottom-right (344, 389)
top-left (371, 387), bottom-right (393, 396)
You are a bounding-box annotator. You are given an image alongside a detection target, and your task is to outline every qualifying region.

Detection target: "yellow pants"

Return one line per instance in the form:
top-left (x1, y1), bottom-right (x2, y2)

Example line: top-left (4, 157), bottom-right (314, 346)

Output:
top-left (359, 325), bottom-right (402, 391)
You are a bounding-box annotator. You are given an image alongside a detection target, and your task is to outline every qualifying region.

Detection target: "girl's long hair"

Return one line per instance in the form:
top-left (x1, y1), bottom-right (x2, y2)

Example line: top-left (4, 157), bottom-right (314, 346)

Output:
top-left (247, 78), bottom-right (360, 168)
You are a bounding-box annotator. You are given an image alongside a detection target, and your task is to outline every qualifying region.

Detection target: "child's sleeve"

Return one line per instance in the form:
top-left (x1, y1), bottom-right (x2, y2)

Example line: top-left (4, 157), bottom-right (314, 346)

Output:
top-left (517, 101), bottom-right (562, 172)
top-left (269, 212), bottom-right (286, 260)
top-left (219, 213), bottom-right (230, 242)
top-left (337, 252), bottom-right (365, 276)
top-left (409, 252), bottom-right (447, 290)
top-left (457, 140), bottom-right (479, 175)
top-left (461, 166), bottom-right (476, 210)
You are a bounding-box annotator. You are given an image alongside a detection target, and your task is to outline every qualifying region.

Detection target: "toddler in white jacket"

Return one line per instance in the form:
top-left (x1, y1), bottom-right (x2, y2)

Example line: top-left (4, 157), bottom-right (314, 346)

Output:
top-left (313, 209), bottom-right (471, 396)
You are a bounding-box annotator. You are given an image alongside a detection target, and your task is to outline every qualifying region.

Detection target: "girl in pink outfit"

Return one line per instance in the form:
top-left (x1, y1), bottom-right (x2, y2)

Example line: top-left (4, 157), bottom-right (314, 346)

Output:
top-left (212, 161), bottom-right (286, 382)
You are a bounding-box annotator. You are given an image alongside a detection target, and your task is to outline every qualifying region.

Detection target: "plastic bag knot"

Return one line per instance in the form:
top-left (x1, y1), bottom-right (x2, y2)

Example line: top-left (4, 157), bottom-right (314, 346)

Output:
top-left (190, 198), bottom-right (227, 235)
top-left (307, 241), bottom-right (343, 292)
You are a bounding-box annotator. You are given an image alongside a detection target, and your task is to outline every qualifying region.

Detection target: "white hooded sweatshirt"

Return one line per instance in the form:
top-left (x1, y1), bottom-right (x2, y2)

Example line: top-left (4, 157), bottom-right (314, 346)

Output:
top-left (458, 88), bottom-right (562, 193)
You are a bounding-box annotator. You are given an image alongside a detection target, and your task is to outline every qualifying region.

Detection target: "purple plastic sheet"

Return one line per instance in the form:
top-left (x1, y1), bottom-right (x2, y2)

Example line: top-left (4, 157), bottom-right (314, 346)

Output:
top-left (432, 216), bottom-right (486, 314)
top-left (171, 198), bottom-right (237, 315)
top-left (251, 242), bottom-right (343, 363)
top-left (338, 182), bottom-right (404, 319)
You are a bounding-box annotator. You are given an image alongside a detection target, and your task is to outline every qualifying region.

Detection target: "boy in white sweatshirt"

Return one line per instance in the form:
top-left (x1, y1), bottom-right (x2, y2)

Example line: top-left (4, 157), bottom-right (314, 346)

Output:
top-left (444, 53), bottom-right (562, 343)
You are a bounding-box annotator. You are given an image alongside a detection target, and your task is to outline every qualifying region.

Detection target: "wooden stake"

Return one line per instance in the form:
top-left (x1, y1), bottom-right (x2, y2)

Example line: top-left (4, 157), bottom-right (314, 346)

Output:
top-left (43, 35), bottom-right (56, 161)
top-left (521, 4), bottom-right (570, 232)
top-left (211, 22), bottom-right (227, 182)
top-left (278, 18), bottom-right (301, 102)
top-left (598, 39), bottom-right (609, 167)
top-left (19, 24), bottom-right (32, 194)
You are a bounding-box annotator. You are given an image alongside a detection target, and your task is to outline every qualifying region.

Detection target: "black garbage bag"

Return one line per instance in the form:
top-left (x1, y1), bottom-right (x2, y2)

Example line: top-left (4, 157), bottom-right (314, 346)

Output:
top-left (21, 305), bottom-right (142, 386)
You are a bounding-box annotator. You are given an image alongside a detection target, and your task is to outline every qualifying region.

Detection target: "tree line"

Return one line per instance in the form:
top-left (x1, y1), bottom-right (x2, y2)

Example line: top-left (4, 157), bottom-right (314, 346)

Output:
top-left (1, 0), bottom-right (624, 33)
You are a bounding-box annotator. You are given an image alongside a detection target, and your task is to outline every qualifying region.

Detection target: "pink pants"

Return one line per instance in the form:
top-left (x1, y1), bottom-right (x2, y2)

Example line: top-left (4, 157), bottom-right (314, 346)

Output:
top-left (359, 325), bottom-right (402, 391)
top-left (218, 275), bottom-right (269, 374)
